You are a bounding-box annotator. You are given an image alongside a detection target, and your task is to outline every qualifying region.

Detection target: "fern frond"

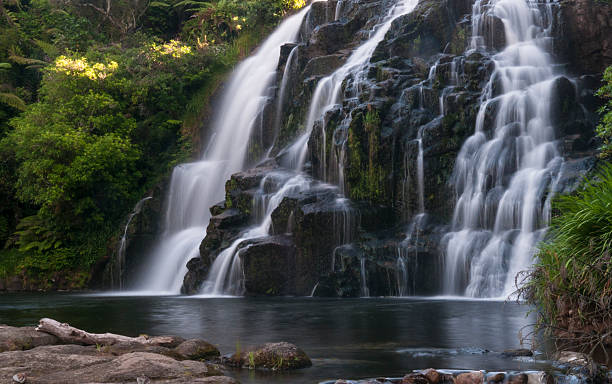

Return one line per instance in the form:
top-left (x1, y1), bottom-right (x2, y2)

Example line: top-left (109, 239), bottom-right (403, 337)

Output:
top-left (34, 39), bottom-right (60, 58)
top-left (0, 92), bottom-right (26, 111)
top-left (8, 54), bottom-right (47, 66)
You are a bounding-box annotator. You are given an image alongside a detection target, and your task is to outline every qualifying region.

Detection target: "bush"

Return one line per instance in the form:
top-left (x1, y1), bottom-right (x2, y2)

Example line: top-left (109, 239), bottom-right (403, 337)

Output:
top-left (596, 66), bottom-right (612, 158)
top-left (520, 163), bottom-right (612, 357)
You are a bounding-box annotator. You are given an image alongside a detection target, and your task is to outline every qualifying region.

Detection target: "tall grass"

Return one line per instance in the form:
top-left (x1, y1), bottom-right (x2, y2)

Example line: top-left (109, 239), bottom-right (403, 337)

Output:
top-left (520, 163), bottom-right (612, 359)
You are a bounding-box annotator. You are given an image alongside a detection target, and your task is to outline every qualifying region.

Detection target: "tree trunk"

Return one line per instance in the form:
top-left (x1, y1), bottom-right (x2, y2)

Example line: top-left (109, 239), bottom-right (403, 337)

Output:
top-left (35, 318), bottom-right (182, 347)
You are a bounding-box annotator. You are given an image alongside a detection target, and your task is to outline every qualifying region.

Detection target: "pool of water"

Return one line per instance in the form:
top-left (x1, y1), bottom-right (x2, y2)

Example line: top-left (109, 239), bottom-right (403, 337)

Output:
top-left (0, 294), bottom-right (553, 383)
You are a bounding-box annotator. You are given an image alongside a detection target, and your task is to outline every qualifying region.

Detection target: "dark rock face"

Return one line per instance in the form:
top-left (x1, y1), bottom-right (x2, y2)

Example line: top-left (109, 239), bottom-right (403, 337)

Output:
top-left (556, 0), bottom-right (612, 75)
top-left (181, 0), bottom-right (606, 297)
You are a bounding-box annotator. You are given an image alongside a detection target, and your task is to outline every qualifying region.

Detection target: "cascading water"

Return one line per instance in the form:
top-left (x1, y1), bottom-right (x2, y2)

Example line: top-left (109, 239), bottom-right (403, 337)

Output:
top-left (114, 196), bottom-right (152, 290)
top-left (203, 0), bottom-right (420, 296)
top-left (283, 0), bottom-right (419, 172)
top-left (200, 172), bottom-right (311, 295)
top-left (135, 7), bottom-right (312, 294)
top-left (442, 0), bottom-right (564, 298)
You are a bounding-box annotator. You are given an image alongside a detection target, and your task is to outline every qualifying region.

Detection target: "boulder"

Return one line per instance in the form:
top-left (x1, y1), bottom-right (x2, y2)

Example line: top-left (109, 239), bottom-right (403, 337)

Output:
top-left (487, 373), bottom-right (506, 383)
top-left (402, 373), bottom-right (430, 384)
top-left (456, 371), bottom-right (484, 384)
top-left (0, 325), bottom-right (58, 352)
top-left (507, 374), bottom-right (528, 384)
top-left (0, 347), bottom-right (225, 384)
top-left (228, 342), bottom-right (311, 370)
top-left (239, 235), bottom-right (297, 296)
top-left (174, 339), bottom-right (220, 361)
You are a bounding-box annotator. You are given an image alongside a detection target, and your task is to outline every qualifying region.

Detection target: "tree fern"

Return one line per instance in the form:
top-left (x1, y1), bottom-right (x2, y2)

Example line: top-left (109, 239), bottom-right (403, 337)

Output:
top-left (0, 92), bottom-right (26, 111)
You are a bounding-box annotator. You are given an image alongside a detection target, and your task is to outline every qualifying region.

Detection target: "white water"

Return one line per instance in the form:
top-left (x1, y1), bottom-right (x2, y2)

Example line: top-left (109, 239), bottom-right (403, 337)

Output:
top-left (283, 0), bottom-right (419, 171)
top-left (135, 7), bottom-right (312, 294)
top-left (114, 196), bottom-right (152, 290)
top-left (443, 0), bottom-right (564, 298)
top-left (200, 173), bottom-right (311, 295)
top-left (202, 0), bottom-right (420, 295)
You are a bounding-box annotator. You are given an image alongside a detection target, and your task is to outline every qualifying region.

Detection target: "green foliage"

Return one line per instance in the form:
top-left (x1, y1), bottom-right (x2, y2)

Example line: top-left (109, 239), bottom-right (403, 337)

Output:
top-left (521, 163), bottom-right (612, 354)
top-left (596, 66), bottom-right (612, 159)
top-left (0, 0), bottom-right (287, 286)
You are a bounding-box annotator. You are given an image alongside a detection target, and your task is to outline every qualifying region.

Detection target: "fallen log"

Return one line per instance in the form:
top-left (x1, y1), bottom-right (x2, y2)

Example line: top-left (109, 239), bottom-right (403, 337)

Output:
top-left (35, 318), bottom-right (182, 347)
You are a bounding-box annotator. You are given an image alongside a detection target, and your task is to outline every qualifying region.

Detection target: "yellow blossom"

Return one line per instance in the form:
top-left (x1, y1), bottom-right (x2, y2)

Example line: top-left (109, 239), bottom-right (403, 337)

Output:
top-left (52, 56), bottom-right (118, 80)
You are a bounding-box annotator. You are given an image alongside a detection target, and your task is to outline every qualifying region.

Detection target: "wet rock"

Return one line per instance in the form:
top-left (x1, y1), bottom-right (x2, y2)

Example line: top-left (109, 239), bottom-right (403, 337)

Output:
top-left (422, 368), bottom-right (454, 384)
top-left (487, 373), bottom-right (505, 383)
top-left (402, 373), bottom-right (430, 384)
top-left (507, 374), bottom-right (528, 384)
top-left (228, 342), bottom-right (311, 370)
top-left (557, 0), bottom-right (611, 74)
top-left (456, 371), bottom-right (485, 384)
top-left (239, 235), bottom-right (297, 296)
top-left (501, 348), bottom-right (533, 357)
top-left (0, 326), bottom-right (59, 352)
top-left (303, 54), bottom-right (346, 79)
top-left (525, 372), bottom-right (553, 384)
top-left (162, 378), bottom-right (239, 384)
top-left (174, 339), bottom-right (220, 361)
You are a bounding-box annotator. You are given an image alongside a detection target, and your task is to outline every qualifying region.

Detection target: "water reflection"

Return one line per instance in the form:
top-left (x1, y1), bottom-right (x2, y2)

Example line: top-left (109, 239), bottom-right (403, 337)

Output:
top-left (0, 294), bottom-right (552, 383)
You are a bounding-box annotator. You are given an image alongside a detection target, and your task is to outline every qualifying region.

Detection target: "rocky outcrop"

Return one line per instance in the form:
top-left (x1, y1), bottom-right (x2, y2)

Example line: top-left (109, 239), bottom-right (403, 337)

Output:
top-left (0, 323), bottom-right (235, 384)
top-left (0, 347), bottom-right (230, 384)
top-left (0, 326), bottom-right (58, 352)
top-left (170, 0), bottom-right (612, 298)
top-left (556, 0), bottom-right (612, 75)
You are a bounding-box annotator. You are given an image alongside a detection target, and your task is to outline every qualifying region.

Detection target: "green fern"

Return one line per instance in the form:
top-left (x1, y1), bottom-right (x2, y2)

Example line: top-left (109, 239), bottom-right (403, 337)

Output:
top-left (0, 92), bottom-right (26, 111)
top-left (33, 39), bottom-right (59, 59)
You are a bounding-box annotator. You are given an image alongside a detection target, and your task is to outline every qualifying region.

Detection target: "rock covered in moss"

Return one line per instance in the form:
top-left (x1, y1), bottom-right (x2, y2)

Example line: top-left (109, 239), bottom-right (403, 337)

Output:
top-left (227, 342), bottom-right (311, 371)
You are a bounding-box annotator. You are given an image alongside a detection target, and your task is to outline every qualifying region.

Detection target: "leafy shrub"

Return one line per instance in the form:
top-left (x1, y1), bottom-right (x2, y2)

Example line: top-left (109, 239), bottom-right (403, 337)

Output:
top-left (596, 66), bottom-right (612, 158)
top-left (520, 163), bottom-right (612, 357)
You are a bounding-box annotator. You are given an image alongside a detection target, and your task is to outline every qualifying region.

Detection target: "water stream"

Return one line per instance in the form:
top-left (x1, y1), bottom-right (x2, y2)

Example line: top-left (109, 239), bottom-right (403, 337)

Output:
top-left (442, 0), bottom-right (564, 298)
top-left (135, 6), bottom-right (313, 294)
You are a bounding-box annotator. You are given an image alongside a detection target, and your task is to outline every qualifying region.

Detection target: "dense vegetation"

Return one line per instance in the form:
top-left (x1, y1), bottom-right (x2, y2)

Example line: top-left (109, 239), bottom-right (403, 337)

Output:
top-left (0, 0), bottom-right (305, 288)
top-left (522, 67), bottom-right (612, 359)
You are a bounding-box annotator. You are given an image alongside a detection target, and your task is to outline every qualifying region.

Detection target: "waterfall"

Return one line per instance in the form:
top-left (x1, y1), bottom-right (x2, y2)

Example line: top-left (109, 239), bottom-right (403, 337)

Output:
top-left (199, 172), bottom-right (311, 295)
top-left (114, 196), bottom-right (152, 290)
top-left (201, 0), bottom-right (419, 295)
top-left (442, 0), bottom-right (564, 298)
top-left (283, 0), bottom-right (419, 172)
top-left (134, 6), bottom-right (312, 294)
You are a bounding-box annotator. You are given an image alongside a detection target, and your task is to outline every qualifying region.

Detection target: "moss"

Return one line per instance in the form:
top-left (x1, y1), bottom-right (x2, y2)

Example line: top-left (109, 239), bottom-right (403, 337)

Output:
top-left (346, 108), bottom-right (390, 204)
top-left (450, 25), bottom-right (468, 55)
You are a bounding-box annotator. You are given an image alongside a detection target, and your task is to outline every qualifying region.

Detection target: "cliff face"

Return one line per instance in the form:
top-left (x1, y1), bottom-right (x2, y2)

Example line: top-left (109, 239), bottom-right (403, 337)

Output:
top-left (181, 0), bottom-right (611, 296)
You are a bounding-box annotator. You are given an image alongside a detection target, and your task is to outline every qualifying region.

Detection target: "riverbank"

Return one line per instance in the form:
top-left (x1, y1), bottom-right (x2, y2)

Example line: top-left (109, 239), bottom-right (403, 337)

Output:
top-left (1, 319), bottom-right (610, 384)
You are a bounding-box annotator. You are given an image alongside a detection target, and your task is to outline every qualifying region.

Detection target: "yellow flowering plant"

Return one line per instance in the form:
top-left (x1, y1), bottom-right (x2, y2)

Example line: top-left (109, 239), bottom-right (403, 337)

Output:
top-left (52, 56), bottom-right (119, 80)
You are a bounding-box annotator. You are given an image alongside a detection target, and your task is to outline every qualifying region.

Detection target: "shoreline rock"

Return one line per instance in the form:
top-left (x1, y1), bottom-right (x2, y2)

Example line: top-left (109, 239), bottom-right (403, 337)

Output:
top-left (0, 319), bottom-right (314, 383)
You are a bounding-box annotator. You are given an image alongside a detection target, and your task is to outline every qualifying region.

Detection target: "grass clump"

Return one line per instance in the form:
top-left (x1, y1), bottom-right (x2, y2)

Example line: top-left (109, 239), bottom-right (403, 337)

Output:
top-left (519, 163), bottom-right (612, 360)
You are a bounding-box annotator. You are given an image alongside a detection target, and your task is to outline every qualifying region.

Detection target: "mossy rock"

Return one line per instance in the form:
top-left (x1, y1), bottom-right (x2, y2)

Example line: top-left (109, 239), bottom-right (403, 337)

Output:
top-left (229, 342), bottom-right (312, 371)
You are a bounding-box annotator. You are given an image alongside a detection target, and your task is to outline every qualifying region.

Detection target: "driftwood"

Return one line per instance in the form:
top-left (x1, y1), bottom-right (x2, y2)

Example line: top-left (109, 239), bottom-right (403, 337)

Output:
top-left (35, 318), bottom-right (181, 347)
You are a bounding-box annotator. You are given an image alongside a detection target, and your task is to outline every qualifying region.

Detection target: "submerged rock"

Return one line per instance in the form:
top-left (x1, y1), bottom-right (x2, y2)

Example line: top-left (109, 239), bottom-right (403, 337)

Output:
top-left (501, 348), bottom-right (533, 357)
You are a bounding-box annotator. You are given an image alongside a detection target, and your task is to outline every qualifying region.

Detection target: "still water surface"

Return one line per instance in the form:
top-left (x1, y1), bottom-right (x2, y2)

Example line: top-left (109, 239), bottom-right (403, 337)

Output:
top-left (0, 294), bottom-right (553, 383)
